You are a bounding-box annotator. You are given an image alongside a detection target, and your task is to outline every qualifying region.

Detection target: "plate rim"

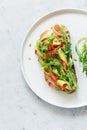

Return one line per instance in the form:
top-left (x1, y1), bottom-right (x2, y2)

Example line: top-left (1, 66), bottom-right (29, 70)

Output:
top-left (20, 8), bottom-right (87, 108)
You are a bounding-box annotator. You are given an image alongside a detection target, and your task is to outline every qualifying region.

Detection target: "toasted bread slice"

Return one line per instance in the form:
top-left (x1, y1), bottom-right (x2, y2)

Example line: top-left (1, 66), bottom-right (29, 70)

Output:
top-left (35, 24), bottom-right (78, 93)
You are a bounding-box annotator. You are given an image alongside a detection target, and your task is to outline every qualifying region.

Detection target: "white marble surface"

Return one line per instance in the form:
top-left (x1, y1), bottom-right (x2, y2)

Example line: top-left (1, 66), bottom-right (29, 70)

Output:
top-left (0, 0), bottom-right (87, 130)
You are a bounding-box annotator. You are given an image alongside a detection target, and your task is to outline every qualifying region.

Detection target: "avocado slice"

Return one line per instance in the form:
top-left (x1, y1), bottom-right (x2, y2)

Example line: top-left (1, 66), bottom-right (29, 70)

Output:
top-left (58, 48), bottom-right (67, 64)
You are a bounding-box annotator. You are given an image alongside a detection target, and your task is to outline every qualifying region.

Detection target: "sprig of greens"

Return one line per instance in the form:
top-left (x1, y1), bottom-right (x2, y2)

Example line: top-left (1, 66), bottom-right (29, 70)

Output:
top-left (75, 37), bottom-right (87, 76)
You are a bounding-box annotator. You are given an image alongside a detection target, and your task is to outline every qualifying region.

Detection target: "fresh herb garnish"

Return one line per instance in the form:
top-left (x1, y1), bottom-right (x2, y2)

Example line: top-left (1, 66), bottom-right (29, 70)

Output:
top-left (75, 37), bottom-right (87, 75)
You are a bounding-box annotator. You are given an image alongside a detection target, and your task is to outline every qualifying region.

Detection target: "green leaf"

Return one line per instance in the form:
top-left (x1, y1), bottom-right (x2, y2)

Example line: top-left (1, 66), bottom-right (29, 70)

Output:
top-left (75, 37), bottom-right (87, 76)
top-left (49, 33), bottom-right (54, 41)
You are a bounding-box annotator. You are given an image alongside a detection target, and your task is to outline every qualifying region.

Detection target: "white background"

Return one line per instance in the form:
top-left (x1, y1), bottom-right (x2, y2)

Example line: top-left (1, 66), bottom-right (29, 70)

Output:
top-left (0, 0), bottom-right (87, 130)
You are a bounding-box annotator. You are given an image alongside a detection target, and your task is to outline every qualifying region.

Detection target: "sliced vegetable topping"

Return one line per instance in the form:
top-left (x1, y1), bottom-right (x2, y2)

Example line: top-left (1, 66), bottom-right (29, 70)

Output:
top-left (35, 24), bottom-right (78, 93)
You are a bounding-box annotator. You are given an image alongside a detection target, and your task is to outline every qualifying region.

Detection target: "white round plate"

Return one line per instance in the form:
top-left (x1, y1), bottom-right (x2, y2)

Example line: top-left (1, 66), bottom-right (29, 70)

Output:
top-left (21, 9), bottom-right (87, 108)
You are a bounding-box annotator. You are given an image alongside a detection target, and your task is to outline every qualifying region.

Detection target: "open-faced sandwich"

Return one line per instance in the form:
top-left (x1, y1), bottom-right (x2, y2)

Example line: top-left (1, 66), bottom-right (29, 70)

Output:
top-left (35, 24), bottom-right (78, 93)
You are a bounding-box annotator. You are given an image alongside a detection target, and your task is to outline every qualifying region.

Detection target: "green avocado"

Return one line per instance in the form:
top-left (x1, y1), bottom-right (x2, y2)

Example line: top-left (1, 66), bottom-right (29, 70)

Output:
top-left (58, 48), bottom-right (67, 63)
